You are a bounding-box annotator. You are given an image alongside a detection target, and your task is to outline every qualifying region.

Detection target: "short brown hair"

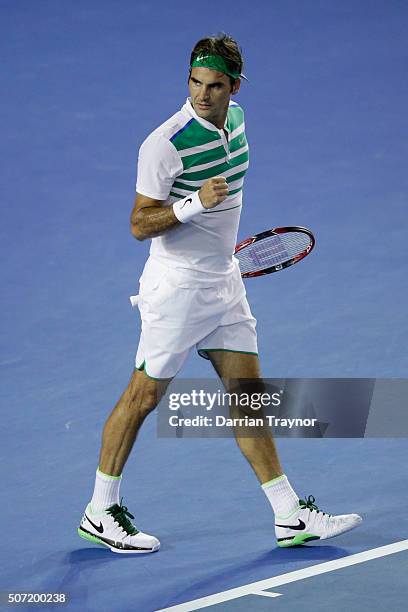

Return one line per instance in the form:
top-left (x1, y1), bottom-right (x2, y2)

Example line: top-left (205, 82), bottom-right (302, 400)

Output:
top-left (189, 33), bottom-right (244, 86)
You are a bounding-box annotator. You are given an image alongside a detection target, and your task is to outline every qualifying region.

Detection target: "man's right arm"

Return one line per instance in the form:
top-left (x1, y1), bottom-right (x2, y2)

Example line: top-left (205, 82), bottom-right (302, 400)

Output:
top-left (130, 177), bottom-right (229, 241)
top-left (130, 193), bottom-right (179, 240)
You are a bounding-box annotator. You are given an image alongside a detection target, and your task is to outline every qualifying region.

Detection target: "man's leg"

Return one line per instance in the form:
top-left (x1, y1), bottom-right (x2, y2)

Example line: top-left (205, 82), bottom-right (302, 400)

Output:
top-left (99, 368), bottom-right (170, 476)
top-left (78, 368), bottom-right (170, 553)
top-left (207, 350), bottom-right (362, 546)
top-left (207, 350), bottom-right (282, 483)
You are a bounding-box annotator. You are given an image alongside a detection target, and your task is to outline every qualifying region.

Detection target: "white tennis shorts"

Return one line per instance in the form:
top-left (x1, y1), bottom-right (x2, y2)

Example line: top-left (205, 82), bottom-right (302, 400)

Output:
top-left (131, 257), bottom-right (258, 379)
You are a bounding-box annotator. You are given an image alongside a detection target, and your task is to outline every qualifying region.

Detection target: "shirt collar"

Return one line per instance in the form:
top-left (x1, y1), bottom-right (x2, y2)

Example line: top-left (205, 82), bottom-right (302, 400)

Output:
top-left (183, 98), bottom-right (230, 133)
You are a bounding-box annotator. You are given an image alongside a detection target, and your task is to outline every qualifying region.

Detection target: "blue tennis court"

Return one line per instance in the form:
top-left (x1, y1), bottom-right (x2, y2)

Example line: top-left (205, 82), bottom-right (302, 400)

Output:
top-left (1, 1), bottom-right (407, 610)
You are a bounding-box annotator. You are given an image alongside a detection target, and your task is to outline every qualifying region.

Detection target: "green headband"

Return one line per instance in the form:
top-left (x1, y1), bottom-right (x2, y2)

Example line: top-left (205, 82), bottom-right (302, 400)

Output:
top-left (191, 54), bottom-right (247, 81)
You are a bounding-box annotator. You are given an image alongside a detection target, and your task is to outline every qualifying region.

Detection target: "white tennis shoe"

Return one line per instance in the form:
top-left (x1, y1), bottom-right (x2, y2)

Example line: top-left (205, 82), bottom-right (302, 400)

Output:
top-left (275, 495), bottom-right (362, 547)
top-left (78, 499), bottom-right (160, 554)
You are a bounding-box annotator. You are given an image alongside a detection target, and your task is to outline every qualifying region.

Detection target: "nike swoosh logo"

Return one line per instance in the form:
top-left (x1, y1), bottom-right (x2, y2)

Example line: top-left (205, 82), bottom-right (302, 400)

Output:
top-left (275, 519), bottom-right (306, 531)
top-left (85, 514), bottom-right (104, 533)
top-left (180, 198), bottom-right (192, 209)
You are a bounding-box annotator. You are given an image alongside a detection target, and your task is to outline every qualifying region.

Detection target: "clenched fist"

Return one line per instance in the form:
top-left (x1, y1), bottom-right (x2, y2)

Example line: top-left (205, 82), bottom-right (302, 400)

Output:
top-left (198, 176), bottom-right (229, 209)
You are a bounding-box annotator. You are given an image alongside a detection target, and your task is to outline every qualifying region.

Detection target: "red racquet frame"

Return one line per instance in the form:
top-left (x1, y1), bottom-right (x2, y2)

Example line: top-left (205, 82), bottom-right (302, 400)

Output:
top-left (234, 226), bottom-right (315, 278)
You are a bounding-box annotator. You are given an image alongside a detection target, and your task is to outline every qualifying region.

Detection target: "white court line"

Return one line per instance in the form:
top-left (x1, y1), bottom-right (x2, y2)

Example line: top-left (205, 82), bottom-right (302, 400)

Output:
top-left (252, 590), bottom-right (282, 598)
top-left (156, 539), bottom-right (408, 612)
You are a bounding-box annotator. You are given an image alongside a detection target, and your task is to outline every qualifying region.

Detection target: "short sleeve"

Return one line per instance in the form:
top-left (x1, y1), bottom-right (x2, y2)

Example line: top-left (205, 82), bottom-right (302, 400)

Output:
top-left (136, 132), bottom-right (183, 200)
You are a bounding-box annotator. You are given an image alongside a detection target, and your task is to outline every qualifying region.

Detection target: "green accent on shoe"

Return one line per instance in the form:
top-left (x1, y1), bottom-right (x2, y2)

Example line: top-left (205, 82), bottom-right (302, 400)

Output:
top-left (96, 468), bottom-right (122, 481)
top-left (299, 495), bottom-right (330, 516)
top-left (77, 527), bottom-right (106, 546)
top-left (277, 533), bottom-right (320, 547)
top-left (261, 475), bottom-right (286, 489)
top-left (107, 498), bottom-right (139, 535)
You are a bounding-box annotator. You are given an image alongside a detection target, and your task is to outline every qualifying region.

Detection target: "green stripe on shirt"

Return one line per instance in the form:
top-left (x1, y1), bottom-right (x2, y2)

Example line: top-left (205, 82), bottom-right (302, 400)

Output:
top-left (171, 120), bottom-right (220, 151)
top-left (179, 150), bottom-right (249, 181)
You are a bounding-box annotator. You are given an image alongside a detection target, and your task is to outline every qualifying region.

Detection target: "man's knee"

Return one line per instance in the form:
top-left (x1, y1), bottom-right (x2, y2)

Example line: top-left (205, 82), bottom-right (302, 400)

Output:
top-left (126, 369), bottom-right (168, 418)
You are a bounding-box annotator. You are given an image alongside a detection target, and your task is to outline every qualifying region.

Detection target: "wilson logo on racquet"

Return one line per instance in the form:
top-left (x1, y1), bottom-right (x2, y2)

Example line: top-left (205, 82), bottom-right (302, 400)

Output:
top-left (234, 226), bottom-right (315, 278)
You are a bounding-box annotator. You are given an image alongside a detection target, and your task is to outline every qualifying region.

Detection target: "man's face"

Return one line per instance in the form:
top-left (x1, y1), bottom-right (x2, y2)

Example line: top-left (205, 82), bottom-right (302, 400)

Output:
top-left (188, 67), bottom-right (240, 128)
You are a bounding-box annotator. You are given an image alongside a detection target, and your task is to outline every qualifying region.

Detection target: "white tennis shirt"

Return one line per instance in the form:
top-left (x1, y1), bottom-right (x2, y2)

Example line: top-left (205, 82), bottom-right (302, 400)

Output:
top-left (136, 98), bottom-right (249, 285)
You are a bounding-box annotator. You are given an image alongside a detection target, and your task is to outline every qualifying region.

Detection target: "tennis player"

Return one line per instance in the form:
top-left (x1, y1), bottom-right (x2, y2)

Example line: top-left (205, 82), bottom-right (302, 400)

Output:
top-left (78, 34), bottom-right (362, 553)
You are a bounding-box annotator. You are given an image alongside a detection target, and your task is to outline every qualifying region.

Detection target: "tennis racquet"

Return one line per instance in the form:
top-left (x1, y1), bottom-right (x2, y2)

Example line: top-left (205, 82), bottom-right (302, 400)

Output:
top-left (235, 226), bottom-right (315, 278)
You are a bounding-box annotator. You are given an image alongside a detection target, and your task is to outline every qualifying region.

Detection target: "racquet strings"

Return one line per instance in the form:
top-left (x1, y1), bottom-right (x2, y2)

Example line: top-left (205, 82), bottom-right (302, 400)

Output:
top-left (236, 231), bottom-right (311, 274)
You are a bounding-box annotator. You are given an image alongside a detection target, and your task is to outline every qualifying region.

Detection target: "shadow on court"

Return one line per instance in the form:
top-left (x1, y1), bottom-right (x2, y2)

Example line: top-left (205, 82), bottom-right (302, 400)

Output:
top-left (157, 545), bottom-right (350, 609)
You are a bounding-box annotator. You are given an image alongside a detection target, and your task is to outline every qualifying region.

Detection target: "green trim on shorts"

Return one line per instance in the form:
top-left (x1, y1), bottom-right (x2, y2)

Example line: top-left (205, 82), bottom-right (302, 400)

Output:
top-left (135, 361), bottom-right (171, 381)
top-left (198, 348), bottom-right (258, 360)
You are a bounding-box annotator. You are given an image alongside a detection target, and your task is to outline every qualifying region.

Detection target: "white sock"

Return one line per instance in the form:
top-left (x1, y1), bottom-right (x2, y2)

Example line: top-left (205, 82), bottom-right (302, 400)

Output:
top-left (90, 468), bottom-right (122, 513)
top-left (262, 474), bottom-right (299, 518)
